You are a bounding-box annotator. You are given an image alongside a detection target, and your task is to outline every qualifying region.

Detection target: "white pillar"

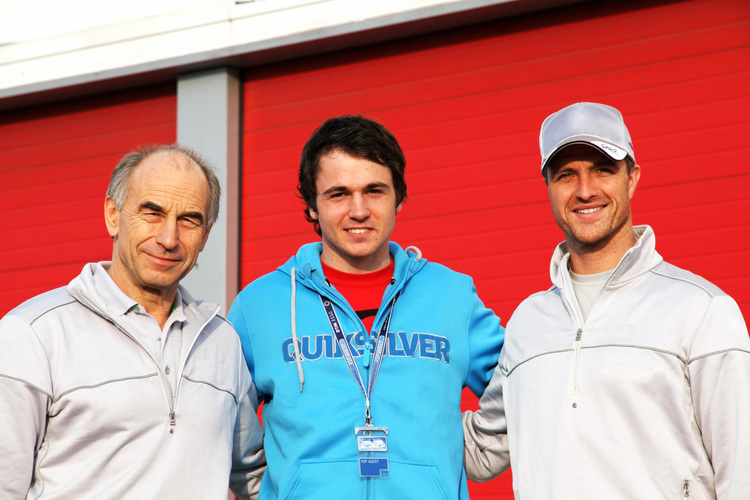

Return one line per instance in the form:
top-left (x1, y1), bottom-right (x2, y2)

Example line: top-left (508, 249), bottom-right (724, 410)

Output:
top-left (177, 67), bottom-right (241, 314)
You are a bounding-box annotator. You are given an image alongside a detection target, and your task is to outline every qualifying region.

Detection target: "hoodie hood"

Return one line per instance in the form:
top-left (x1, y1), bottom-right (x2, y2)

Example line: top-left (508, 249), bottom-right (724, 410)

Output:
top-left (278, 241), bottom-right (427, 289)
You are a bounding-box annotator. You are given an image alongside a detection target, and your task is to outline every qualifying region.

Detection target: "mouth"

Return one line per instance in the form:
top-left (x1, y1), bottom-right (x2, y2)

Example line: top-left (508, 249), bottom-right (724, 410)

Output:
top-left (346, 228), bottom-right (369, 234)
top-left (574, 206), bottom-right (604, 214)
top-left (147, 253), bottom-right (181, 266)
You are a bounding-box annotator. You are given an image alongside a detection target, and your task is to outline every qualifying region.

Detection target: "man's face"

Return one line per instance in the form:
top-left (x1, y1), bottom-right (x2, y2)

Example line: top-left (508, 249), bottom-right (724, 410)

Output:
top-left (105, 151), bottom-right (211, 302)
top-left (546, 144), bottom-right (640, 258)
top-left (309, 150), bottom-right (401, 273)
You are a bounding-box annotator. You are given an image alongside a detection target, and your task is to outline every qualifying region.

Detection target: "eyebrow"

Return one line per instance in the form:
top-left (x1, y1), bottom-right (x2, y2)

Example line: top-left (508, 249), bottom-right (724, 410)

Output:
top-left (320, 182), bottom-right (391, 196)
top-left (138, 201), bottom-right (206, 225)
top-left (139, 201), bottom-right (164, 213)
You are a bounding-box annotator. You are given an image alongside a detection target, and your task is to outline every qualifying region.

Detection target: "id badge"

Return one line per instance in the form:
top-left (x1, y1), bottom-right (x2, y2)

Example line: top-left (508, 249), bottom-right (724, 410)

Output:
top-left (355, 425), bottom-right (389, 478)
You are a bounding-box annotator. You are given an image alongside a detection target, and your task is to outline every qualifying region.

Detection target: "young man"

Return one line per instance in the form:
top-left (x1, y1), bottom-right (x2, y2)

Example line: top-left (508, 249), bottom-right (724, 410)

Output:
top-left (228, 115), bottom-right (503, 499)
top-left (0, 145), bottom-right (265, 499)
top-left (463, 102), bottom-right (750, 498)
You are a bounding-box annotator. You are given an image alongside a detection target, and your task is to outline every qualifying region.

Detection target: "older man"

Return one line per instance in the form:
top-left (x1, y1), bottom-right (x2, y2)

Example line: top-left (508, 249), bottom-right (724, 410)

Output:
top-left (0, 144), bottom-right (265, 499)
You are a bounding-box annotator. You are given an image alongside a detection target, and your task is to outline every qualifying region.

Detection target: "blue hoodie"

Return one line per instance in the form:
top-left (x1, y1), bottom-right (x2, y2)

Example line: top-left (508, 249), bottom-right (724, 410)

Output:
top-left (228, 242), bottom-right (503, 499)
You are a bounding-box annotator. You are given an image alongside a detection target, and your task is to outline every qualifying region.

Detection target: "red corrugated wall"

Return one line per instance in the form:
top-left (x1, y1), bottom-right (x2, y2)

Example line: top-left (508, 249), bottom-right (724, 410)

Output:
top-left (0, 85), bottom-right (177, 316)
top-left (240, 0), bottom-right (749, 497)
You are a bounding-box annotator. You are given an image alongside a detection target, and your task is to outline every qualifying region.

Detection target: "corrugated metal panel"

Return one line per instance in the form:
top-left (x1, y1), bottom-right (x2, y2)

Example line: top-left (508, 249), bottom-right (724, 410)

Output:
top-left (0, 84), bottom-right (177, 316)
top-left (240, 0), bottom-right (749, 496)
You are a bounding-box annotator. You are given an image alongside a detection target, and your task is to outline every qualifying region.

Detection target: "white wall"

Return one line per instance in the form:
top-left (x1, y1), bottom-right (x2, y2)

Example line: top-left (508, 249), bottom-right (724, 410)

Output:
top-left (0, 0), bottom-right (541, 99)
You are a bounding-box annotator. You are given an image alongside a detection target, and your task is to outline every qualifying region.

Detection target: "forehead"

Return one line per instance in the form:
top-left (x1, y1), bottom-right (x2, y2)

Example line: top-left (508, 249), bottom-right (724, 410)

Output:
top-left (315, 150), bottom-right (394, 189)
top-left (127, 151), bottom-right (209, 209)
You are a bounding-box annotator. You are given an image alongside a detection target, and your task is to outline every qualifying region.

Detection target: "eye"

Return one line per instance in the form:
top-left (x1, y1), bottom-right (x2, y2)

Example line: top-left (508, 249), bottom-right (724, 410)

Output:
top-left (179, 216), bottom-right (203, 228)
top-left (327, 191), bottom-right (349, 200)
top-left (142, 212), bottom-right (162, 221)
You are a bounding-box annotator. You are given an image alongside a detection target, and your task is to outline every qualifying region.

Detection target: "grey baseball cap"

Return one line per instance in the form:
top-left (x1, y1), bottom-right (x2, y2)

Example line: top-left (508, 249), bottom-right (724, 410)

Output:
top-left (539, 102), bottom-right (635, 172)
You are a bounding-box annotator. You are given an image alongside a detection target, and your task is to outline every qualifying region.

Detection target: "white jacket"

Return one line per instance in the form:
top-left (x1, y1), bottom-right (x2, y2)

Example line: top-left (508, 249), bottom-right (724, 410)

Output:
top-left (464, 226), bottom-right (750, 499)
top-left (0, 263), bottom-right (265, 499)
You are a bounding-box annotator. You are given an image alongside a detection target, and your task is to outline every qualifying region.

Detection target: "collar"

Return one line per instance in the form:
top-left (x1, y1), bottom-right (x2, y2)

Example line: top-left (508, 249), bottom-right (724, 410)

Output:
top-left (550, 225), bottom-right (663, 290)
top-left (90, 262), bottom-right (186, 322)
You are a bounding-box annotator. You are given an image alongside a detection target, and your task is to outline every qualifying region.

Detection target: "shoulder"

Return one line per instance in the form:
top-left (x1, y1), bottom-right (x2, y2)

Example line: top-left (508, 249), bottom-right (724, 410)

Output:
top-left (236, 268), bottom-right (293, 301)
top-left (413, 260), bottom-right (473, 284)
top-left (649, 261), bottom-right (729, 299)
top-left (508, 287), bottom-right (560, 320)
top-left (516, 285), bottom-right (558, 305)
top-left (2, 286), bottom-right (76, 326)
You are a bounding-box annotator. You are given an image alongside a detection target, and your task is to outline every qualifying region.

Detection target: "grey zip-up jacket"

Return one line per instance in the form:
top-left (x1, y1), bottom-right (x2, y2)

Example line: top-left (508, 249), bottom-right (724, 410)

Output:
top-left (463, 226), bottom-right (750, 499)
top-left (0, 263), bottom-right (265, 499)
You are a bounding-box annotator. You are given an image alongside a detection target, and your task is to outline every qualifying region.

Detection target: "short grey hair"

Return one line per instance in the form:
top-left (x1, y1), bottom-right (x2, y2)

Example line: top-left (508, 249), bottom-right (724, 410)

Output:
top-left (107, 144), bottom-right (221, 225)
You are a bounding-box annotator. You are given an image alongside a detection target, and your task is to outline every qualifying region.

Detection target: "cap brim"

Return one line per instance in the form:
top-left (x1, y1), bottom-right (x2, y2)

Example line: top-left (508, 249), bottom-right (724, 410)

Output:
top-left (542, 140), bottom-right (629, 172)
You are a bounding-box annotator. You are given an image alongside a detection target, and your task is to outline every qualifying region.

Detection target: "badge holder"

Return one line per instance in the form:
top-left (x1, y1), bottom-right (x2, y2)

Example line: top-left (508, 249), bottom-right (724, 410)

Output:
top-left (355, 425), bottom-right (389, 478)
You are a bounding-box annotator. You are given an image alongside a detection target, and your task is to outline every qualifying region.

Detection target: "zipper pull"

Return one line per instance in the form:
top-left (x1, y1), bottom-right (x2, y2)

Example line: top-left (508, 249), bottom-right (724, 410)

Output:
top-left (169, 410), bottom-right (176, 433)
top-left (575, 328), bottom-right (583, 342)
top-left (363, 332), bottom-right (372, 368)
top-left (363, 344), bottom-right (371, 368)
top-left (683, 480), bottom-right (689, 497)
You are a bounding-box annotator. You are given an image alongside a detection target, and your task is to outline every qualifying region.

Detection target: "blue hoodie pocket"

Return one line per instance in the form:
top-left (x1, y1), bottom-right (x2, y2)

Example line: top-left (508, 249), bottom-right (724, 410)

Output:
top-left (282, 459), bottom-right (451, 499)
top-left (283, 459), bottom-right (362, 499)
top-left (371, 461), bottom-right (450, 500)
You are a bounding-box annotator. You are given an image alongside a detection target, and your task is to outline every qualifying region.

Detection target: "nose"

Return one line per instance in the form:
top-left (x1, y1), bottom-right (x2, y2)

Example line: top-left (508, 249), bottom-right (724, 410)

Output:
top-left (576, 172), bottom-right (598, 201)
top-left (348, 193), bottom-right (370, 221)
top-left (155, 218), bottom-right (179, 249)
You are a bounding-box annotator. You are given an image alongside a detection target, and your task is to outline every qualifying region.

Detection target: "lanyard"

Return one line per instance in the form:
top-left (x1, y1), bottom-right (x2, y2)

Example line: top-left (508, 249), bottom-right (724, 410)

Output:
top-left (320, 291), bottom-right (400, 425)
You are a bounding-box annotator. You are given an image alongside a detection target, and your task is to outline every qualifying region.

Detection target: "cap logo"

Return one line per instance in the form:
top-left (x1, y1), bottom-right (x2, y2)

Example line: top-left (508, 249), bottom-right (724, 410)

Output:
top-left (591, 140), bottom-right (627, 160)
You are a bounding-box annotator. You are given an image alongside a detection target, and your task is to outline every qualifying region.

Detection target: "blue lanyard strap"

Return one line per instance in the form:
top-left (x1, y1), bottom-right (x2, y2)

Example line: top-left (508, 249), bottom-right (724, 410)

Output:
top-left (319, 291), bottom-right (400, 424)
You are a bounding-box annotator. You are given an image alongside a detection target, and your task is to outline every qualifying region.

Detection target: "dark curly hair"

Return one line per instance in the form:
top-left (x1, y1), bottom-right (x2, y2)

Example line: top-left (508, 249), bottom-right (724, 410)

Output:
top-left (297, 115), bottom-right (407, 235)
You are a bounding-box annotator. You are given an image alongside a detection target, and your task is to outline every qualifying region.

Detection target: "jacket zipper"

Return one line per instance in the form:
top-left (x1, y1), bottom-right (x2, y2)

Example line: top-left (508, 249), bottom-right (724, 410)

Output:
top-left (683, 480), bottom-right (689, 497)
top-left (75, 287), bottom-right (199, 433)
top-left (169, 306), bottom-right (217, 431)
top-left (314, 274), bottom-right (400, 366)
top-left (563, 250), bottom-right (629, 399)
top-left (572, 328), bottom-right (583, 395)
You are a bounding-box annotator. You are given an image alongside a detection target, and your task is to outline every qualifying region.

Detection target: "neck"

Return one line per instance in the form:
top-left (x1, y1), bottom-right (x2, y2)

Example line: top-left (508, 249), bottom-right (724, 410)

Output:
top-left (567, 226), bottom-right (637, 275)
top-left (136, 292), bottom-right (176, 329)
top-left (320, 248), bottom-right (391, 274)
top-left (107, 266), bottom-right (176, 329)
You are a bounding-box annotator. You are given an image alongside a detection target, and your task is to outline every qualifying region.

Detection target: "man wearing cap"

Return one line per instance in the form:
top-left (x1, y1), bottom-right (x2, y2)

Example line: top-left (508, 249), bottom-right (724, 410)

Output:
top-left (462, 102), bottom-right (750, 498)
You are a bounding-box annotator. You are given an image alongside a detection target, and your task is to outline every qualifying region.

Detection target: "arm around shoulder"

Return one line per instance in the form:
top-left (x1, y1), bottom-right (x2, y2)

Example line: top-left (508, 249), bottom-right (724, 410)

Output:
top-left (463, 362), bottom-right (511, 482)
top-left (229, 362), bottom-right (266, 499)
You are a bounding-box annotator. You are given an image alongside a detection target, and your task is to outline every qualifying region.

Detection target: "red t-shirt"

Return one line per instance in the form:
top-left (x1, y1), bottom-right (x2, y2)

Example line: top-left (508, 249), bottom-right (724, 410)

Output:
top-left (321, 260), bottom-right (395, 332)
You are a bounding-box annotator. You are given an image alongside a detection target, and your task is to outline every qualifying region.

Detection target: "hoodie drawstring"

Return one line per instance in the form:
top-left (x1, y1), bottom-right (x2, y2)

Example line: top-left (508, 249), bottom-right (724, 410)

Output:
top-left (290, 267), bottom-right (305, 392)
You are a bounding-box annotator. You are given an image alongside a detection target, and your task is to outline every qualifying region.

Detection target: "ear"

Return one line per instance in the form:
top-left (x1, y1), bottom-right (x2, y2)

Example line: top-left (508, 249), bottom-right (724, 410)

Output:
top-left (628, 164), bottom-right (641, 199)
top-left (308, 206), bottom-right (319, 220)
top-left (104, 197), bottom-right (120, 238)
top-left (396, 202), bottom-right (403, 214)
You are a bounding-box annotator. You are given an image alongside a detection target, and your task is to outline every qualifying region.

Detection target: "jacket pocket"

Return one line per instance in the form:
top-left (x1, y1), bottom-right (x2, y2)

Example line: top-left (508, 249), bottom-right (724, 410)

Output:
top-left (371, 461), bottom-right (450, 500)
top-left (284, 459), bottom-right (361, 499)
top-left (282, 459), bottom-right (451, 500)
